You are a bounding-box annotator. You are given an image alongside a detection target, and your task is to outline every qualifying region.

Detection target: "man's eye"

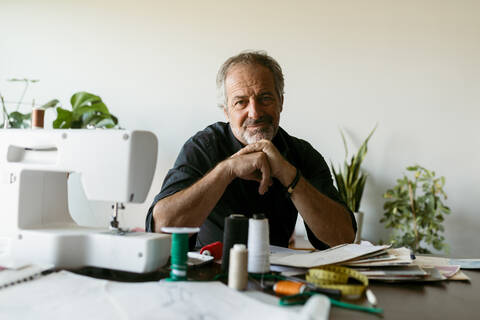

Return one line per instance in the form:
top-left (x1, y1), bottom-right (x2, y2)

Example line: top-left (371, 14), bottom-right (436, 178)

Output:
top-left (260, 96), bottom-right (273, 103)
top-left (234, 101), bottom-right (247, 108)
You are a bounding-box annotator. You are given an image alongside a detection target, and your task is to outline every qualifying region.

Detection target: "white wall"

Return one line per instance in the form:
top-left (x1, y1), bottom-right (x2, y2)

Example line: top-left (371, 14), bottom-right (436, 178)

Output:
top-left (1, 0), bottom-right (479, 257)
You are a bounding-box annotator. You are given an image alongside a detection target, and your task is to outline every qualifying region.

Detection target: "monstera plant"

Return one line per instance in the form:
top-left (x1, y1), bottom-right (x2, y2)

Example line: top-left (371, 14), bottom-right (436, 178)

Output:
top-left (53, 91), bottom-right (118, 129)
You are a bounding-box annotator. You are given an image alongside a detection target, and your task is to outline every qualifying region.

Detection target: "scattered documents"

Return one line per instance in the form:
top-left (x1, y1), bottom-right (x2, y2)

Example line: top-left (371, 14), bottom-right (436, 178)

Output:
top-left (413, 256), bottom-right (470, 281)
top-left (270, 242), bottom-right (471, 283)
top-left (435, 265), bottom-right (461, 278)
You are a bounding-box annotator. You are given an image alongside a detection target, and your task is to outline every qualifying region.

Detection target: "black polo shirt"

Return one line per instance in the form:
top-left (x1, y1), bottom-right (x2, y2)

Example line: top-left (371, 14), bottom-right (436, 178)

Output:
top-left (146, 122), bottom-right (356, 250)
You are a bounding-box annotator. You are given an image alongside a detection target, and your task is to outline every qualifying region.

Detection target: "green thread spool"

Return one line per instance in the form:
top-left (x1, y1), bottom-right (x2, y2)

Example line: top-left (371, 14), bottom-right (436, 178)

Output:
top-left (170, 233), bottom-right (189, 280)
top-left (161, 227), bottom-right (200, 282)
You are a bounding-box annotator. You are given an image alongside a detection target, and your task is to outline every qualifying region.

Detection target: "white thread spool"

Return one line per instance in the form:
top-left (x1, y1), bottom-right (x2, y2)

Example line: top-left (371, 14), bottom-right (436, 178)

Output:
top-left (228, 244), bottom-right (248, 290)
top-left (247, 214), bottom-right (270, 274)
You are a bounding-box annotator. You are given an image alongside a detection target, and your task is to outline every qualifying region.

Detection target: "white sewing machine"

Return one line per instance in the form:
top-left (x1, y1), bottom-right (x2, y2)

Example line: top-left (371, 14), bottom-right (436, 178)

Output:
top-left (0, 129), bottom-right (171, 273)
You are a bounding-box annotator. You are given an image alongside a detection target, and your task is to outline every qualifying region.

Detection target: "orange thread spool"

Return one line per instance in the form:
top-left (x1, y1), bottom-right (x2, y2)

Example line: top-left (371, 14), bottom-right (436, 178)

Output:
top-left (273, 280), bottom-right (306, 296)
top-left (31, 108), bottom-right (45, 129)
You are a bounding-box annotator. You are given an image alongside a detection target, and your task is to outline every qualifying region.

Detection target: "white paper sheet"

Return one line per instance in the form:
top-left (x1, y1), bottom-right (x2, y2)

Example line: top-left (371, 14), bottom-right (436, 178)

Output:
top-left (449, 259), bottom-right (480, 269)
top-left (0, 271), bottom-right (330, 320)
top-left (0, 264), bottom-right (52, 289)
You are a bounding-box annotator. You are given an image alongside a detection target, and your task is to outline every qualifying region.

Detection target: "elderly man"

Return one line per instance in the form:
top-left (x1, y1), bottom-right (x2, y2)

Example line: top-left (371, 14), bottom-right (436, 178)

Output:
top-left (146, 51), bottom-right (356, 249)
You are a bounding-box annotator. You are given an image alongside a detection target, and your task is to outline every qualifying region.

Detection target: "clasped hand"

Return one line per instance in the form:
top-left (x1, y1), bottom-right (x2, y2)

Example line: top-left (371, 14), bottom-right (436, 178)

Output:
top-left (226, 140), bottom-right (296, 195)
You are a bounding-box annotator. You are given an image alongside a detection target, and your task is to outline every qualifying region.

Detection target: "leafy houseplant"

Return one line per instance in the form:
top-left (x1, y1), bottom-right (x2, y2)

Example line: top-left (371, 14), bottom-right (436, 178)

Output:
top-left (331, 126), bottom-right (376, 242)
top-left (53, 92), bottom-right (118, 129)
top-left (380, 165), bottom-right (451, 254)
top-left (0, 78), bottom-right (117, 129)
top-left (0, 78), bottom-right (59, 128)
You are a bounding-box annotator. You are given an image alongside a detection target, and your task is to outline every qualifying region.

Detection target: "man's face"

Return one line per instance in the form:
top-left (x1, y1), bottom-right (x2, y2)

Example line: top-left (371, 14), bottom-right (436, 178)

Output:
top-left (224, 63), bottom-right (283, 145)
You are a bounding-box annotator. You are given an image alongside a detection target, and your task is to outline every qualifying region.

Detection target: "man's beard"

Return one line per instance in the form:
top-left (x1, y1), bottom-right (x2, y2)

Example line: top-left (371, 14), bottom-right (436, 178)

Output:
top-left (234, 115), bottom-right (278, 145)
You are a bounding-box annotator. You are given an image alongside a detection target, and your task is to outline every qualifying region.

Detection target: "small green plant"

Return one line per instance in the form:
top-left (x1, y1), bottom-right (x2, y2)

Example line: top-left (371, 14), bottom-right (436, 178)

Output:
top-left (0, 78), bottom-right (59, 128)
top-left (331, 125), bottom-right (376, 213)
top-left (53, 91), bottom-right (118, 129)
top-left (380, 165), bottom-right (451, 254)
top-left (1, 79), bottom-right (117, 129)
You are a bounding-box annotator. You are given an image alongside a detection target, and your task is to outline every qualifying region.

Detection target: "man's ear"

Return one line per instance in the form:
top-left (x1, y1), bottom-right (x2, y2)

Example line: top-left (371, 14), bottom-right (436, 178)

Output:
top-left (223, 106), bottom-right (229, 121)
top-left (279, 95), bottom-right (284, 112)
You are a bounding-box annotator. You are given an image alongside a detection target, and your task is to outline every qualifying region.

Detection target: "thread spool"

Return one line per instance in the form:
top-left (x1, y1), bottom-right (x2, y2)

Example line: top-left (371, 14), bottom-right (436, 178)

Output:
top-left (31, 108), bottom-right (45, 129)
top-left (228, 244), bottom-right (248, 290)
top-left (247, 214), bottom-right (270, 274)
top-left (161, 227), bottom-right (200, 281)
top-left (273, 280), bottom-right (306, 296)
top-left (221, 214), bottom-right (249, 273)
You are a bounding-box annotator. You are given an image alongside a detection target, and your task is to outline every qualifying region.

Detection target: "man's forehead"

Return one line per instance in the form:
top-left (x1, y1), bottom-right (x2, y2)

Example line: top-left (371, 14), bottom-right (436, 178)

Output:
top-left (225, 64), bottom-right (276, 96)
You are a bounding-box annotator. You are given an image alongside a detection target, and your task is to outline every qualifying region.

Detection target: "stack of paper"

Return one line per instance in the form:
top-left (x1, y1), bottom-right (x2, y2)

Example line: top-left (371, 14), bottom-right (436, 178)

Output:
top-left (270, 242), bottom-right (391, 268)
top-left (270, 242), bottom-right (468, 282)
top-left (342, 247), bottom-right (412, 267)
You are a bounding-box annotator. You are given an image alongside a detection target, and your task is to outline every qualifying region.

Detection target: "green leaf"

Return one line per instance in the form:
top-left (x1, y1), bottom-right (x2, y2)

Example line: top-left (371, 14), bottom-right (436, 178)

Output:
top-left (95, 117), bottom-right (116, 128)
top-left (70, 91), bottom-right (102, 110)
top-left (72, 103), bottom-right (109, 122)
top-left (331, 125), bottom-right (376, 212)
top-left (80, 111), bottom-right (98, 124)
top-left (340, 129), bottom-right (349, 158)
top-left (8, 111), bottom-right (31, 128)
top-left (7, 78), bottom-right (39, 83)
top-left (40, 99), bottom-right (60, 109)
top-left (53, 107), bottom-right (73, 129)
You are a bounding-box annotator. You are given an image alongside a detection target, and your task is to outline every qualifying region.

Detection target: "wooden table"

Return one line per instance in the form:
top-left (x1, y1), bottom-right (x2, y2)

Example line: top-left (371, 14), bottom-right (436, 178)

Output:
top-left (72, 264), bottom-right (479, 320)
top-left (331, 270), bottom-right (479, 319)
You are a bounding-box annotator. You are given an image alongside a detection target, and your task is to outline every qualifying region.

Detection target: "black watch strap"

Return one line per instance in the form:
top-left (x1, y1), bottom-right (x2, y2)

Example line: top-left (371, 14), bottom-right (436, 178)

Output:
top-left (286, 168), bottom-right (301, 197)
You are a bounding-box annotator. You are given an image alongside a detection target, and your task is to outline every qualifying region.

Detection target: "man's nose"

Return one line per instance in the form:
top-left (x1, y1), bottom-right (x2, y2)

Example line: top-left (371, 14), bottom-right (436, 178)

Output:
top-left (247, 98), bottom-right (262, 119)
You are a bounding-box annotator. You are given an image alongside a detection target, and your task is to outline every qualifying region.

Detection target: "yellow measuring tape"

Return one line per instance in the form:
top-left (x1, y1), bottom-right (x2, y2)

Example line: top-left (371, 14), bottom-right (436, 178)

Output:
top-left (306, 265), bottom-right (368, 299)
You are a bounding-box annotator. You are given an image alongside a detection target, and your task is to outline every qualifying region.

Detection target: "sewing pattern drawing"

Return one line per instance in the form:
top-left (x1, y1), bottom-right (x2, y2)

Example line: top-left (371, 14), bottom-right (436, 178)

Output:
top-left (0, 271), bottom-right (307, 320)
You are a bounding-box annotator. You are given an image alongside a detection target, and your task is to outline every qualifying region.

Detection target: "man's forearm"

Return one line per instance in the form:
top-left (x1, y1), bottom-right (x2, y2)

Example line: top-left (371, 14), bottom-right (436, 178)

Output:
top-left (291, 177), bottom-right (355, 246)
top-left (153, 150), bottom-right (273, 232)
top-left (152, 161), bottom-right (233, 232)
top-left (279, 163), bottom-right (355, 246)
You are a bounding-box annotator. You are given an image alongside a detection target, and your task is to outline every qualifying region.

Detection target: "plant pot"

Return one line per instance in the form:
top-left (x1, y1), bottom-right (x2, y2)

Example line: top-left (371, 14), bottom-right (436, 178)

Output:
top-left (353, 211), bottom-right (364, 244)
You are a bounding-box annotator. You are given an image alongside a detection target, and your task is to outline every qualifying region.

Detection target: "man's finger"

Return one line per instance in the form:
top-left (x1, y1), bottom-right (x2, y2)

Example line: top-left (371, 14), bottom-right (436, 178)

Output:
top-left (234, 141), bottom-right (267, 156)
top-left (258, 156), bottom-right (271, 195)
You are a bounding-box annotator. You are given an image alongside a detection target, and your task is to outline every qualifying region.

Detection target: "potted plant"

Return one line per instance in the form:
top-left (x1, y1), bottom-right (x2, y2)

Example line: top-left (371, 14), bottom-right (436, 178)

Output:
top-left (0, 78), bottom-right (59, 128)
top-left (0, 79), bottom-right (118, 129)
top-left (380, 165), bottom-right (451, 254)
top-left (331, 125), bottom-right (376, 243)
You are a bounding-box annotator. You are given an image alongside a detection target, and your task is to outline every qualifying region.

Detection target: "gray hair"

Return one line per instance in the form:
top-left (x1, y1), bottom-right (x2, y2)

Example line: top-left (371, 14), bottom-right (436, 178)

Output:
top-left (216, 50), bottom-right (284, 108)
